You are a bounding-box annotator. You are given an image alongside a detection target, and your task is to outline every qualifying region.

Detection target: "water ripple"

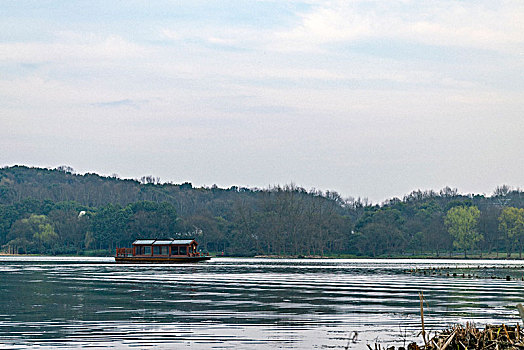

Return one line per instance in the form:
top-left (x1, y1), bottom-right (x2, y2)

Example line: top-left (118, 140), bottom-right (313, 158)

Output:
top-left (1, 257), bottom-right (523, 349)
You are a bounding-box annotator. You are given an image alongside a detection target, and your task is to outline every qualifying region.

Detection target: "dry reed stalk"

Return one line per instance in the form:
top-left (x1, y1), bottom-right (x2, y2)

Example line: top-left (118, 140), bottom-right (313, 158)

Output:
top-left (419, 292), bottom-right (427, 347)
top-left (418, 324), bottom-right (524, 350)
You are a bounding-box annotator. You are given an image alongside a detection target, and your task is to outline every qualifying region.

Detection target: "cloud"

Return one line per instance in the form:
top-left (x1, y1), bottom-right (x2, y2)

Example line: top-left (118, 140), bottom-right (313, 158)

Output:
top-left (275, 6), bottom-right (372, 50)
top-left (0, 33), bottom-right (146, 63)
top-left (272, 1), bottom-right (524, 53)
top-left (90, 99), bottom-right (141, 108)
top-left (160, 26), bottom-right (265, 52)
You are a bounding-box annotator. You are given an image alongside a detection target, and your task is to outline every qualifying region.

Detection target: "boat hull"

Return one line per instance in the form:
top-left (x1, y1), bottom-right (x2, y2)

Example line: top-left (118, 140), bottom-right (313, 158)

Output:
top-left (115, 256), bottom-right (211, 263)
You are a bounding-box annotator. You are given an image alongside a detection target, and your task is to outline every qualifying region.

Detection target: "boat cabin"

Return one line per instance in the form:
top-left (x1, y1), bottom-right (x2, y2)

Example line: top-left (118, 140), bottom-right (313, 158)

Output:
top-left (115, 239), bottom-right (200, 258)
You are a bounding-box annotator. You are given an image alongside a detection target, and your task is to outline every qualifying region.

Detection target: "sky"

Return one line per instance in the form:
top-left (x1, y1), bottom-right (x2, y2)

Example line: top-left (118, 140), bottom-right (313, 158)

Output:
top-left (1, 0), bottom-right (523, 202)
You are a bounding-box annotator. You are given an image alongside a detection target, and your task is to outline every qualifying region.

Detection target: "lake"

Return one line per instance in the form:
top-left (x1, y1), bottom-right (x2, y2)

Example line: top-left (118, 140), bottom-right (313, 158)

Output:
top-left (1, 257), bottom-right (523, 349)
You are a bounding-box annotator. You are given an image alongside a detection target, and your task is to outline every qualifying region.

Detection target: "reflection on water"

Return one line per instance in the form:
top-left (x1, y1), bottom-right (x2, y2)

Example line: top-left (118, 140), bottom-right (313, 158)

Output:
top-left (0, 257), bottom-right (523, 349)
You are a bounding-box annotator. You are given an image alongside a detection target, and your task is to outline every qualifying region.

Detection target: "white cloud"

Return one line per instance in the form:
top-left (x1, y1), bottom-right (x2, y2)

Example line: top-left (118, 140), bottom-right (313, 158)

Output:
top-left (274, 6), bottom-right (373, 50)
top-left (272, 1), bottom-right (524, 53)
top-left (161, 29), bottom-right (181, 41)
top-left (0, 33), bottom-right (146, 63)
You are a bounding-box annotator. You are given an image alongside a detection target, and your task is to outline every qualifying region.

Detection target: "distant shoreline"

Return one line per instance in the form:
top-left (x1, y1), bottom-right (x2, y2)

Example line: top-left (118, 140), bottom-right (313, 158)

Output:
top-left (254, 255), bottom-right (524, 260)
top-left (2, 252), bottom-right (523, 260)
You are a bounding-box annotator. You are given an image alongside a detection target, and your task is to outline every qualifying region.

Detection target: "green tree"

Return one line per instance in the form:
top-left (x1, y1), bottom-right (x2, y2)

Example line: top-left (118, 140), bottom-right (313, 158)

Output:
top-left (424, 211), bottom-right (453, 257)
top-left (6, 219), bottom-right (34, 254)
top-left (126, 201), bottom-right (178, 239)
top-left (498, 207), bottom-right (524, 258)
top-left (49, 208), bottom-right (90, 254)
top-left (90, 204), bottom-right (131, 251)
top-left (478, 206), bottom-right (502, 257)
top-left (6, 214), bottom-right (58, 253)
top-left (354, 223), bottom-right (405, 257)
top-left (354, 208), bottom-right (406, 256)
top-left (0, 204), bottom-right (19, 245)
top-left (444, 206), bottom-right (482, 258)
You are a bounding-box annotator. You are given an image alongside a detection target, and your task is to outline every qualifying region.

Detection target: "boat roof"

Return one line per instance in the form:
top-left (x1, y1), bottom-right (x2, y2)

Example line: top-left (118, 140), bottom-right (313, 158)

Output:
top-left (133, 239), bottom-right (196, 245)
top-left (170, 239), bottom-right (196, 245)
top-left (133, 239), bottom-right (155, 245)
top-left (153, 239), bottom-right (176, 245)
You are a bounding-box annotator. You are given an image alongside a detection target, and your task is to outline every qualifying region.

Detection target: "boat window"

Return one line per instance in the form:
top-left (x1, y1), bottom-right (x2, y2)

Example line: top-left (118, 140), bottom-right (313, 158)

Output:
top-left (143, 246), bottom-right (151, 255)
top-left (179, 246), bottom-right (187, 255)
top-left (171, 246), bottom-right (179, 255)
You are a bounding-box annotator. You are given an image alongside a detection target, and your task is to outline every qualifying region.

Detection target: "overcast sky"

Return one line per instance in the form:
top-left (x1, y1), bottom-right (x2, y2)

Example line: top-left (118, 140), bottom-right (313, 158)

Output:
top-left (1, 0), bottom-right (523, 202)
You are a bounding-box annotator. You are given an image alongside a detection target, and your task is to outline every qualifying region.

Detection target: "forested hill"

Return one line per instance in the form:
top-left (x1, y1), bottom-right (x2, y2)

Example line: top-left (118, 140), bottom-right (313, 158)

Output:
top-left (0, 165), bottom-right (523, 257)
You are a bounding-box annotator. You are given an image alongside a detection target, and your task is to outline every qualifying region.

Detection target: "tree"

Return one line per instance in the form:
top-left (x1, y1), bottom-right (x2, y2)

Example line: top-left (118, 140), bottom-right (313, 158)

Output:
top-left (493, 185), bottom-right (512, 197)
top-left (354, 223), bottom-right (406, 257)
top-left (33, 219), bottom-right (58, 251)
top-left (444, 206), bottom-right (481, 258)
top-left (90, 204), bottom-right (131, 250)
top-left (6, 218), bottom-right (34, 254)
top-left (478, 206), bottom-right (502, 257)
top-left (354, 208), bottom-right (406, 256)
top-left (0, 204), bottom-right (19, 245)
top-left (6, 214), bottom-right (58, 253)
top-left (498, 207), bottom-right (524, 258)
top-left (424, 211), bottom-right (452, 257)
top-left (126, 201), bottom-right (178, 240)
top-left (3, 165), bottom-right (524, 258)
top-left (48, 208), bottom-right (90, 254)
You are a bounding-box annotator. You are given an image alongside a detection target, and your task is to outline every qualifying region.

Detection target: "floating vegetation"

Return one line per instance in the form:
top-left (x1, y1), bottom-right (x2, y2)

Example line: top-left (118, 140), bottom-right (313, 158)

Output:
top-left (419, 323), bottom-right (523, 350)
top-left (407, 265), bottom-right (524, 281)
top-left (368, 324), bottom-right (524, 350)
top-left (366, 296), bottom-right (524, 350)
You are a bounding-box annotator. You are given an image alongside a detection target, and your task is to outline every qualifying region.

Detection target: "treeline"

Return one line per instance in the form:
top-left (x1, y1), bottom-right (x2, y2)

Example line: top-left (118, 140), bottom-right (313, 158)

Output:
top-left (1, 200), bottom-right (180, 255)
top-left (0, 165), bottom-right (523, 257)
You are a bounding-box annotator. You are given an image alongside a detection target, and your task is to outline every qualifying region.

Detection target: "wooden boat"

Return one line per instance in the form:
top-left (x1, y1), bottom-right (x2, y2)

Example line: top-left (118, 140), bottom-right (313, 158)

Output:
top-left (115, 238), bottom-right (211, 263)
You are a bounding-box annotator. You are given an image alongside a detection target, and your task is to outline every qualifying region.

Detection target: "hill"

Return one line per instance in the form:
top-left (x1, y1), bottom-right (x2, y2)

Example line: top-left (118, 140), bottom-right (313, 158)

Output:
top-left (0, 165), bottom-right (522, 257)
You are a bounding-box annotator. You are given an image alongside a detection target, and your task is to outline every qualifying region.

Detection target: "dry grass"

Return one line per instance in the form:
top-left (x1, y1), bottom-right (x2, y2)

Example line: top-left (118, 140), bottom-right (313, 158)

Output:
top-left (369, 323), bottom-right (524, 350)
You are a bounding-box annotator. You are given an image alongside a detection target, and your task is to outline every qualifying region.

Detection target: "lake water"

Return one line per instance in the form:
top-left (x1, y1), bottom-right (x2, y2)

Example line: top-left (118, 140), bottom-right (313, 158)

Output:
top-left (1, 257), bottom-right (523, 349)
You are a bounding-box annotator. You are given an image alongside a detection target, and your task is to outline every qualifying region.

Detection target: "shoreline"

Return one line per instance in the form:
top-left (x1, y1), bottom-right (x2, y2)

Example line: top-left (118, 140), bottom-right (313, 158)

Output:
top-left (2, 252), bottom-right (524, 261)
top-left (253, 255), bottom-right (524, 260)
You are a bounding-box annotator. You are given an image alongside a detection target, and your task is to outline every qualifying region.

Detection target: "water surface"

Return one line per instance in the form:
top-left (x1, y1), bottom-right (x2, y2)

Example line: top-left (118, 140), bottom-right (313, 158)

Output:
top-left (1, 257), bottom-right (523, 349)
